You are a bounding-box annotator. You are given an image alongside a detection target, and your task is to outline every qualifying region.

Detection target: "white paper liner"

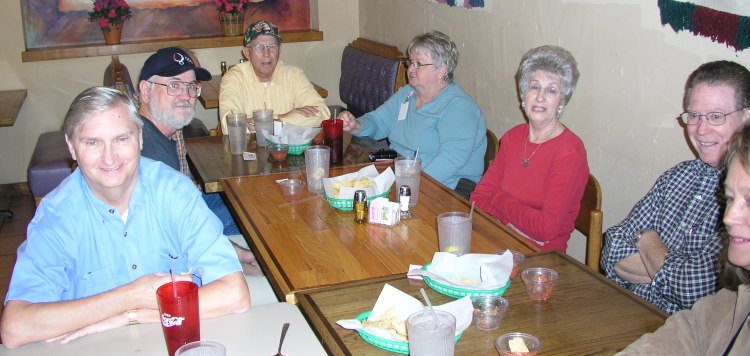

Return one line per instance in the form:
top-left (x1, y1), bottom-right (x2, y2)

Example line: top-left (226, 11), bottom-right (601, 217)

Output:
top-left (407, 251), bottom-right (513, 290)
top-left (322, 165), bottom-right (395, 200)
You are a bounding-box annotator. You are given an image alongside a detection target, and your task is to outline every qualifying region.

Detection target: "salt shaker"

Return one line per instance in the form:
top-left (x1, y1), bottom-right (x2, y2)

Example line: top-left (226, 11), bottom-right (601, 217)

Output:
top-left (220, 61), bottom-right (227, 75)
top-left (398, 185), bottom-right (413, 220)
top-left (353, 190), bottom-right (368, 224)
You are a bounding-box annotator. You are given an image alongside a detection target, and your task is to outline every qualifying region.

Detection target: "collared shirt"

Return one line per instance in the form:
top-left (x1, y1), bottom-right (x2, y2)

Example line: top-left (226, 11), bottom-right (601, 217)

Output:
top-left (355, 83), bottom-right (487, 189)
top-left (5, 158), bottom-right (241, 303)
top-left (173, 129), bottom-right (192, 178)
top-left (601, 159), bottom-right (725, 314)
top-left (219, 60), bottom-right (329, 134)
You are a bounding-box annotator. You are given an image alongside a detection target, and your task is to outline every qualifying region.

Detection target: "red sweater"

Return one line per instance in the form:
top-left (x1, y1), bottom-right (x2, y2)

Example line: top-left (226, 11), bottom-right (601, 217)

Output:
top-left (471, 123), bottom-right (589, 252)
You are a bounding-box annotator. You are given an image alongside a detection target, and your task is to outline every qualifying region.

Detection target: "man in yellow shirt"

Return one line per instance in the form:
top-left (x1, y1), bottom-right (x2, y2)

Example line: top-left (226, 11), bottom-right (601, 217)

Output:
top-left (219, 20), bottom-right (329, 134)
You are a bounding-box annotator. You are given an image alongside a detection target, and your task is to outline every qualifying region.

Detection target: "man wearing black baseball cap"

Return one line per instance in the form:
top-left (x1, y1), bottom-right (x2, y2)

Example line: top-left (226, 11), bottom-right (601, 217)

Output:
top-left (138, 47), bottom-right (258, 270)
top-left (219, 20), bottom-right (329, 135)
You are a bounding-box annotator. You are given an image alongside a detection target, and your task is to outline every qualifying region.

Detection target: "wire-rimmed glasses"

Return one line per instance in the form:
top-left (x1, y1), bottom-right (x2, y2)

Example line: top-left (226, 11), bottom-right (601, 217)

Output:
top-left (679, 107), bottom-right (748, 126)
top-left (148, 81), bottom-right (202, 98)
top-left (249, 44), bottom-right (280, 54)
top-left (405, 59), bottom-right (433, 69)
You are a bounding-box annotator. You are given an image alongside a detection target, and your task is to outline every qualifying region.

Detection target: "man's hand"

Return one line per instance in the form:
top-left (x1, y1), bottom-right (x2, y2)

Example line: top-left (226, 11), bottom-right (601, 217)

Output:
top-left (636, 230), bottom-right (669, 278)
top-left (338, 111), bottom-right (361, 132)
top-left (615, 253), bottom-right (652, 284)
top-left (280, 106), bottom-right (320, 120)
top-left (125, 273), bottom-right (191, 311)
top-left (45, 312), bottom-right (126, 344)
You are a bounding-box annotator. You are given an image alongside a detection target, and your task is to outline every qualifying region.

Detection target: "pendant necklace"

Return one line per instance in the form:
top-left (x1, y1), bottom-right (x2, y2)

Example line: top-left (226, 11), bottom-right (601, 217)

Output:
top-left (521, 123), bottom-right (560, 168)
top-left (520, 139), bottom-right (542, 167)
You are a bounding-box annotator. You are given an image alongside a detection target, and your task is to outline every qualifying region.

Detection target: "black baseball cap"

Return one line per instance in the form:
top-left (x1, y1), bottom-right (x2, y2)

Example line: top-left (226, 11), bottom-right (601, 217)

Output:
top-left (139, 47), bottom-right (212, 82)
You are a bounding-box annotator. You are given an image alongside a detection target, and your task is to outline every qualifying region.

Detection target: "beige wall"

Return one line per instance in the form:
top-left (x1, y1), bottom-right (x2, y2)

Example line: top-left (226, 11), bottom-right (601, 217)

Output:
top-left (0, 0), bottom-right (357, 185)
top-left (359, 0), bottom-right (750, 260)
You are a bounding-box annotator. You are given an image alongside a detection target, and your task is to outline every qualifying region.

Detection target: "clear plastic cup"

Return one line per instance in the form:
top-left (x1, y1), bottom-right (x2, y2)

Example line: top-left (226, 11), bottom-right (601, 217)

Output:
top-left (437, 212), bottom-right (472, 256)
top-left (175, 340), bottom-right (226, 356)
top-left (471, 295), bottom-right (508, 331)
top-left (495, 332), bottom-right (541, 356)
top-left (253, 109), bottom-right (274, 147)
top-left (407, 309), bottom-right (456, 356)
top-left (278, 178), bottom-right (306, 202)
top-left (395, 157), bottom-right (422, 207)
top-left (226, 113), bottom-right (247, 156)
top-left (304, 145), bottom-right (330, 195)
top-left (521, 267), bottom-right (559, 302)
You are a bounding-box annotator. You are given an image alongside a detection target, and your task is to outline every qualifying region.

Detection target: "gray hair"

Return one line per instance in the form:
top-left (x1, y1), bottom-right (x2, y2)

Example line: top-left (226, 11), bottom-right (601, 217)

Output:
top-left (516, 45), bottom-right (580, 105)
top-left (64, 87), bottom-right (142, 138)
top-left (684, 60), bottom-right (750, 110)
top-left (406, 31), bottom-right (459, 82)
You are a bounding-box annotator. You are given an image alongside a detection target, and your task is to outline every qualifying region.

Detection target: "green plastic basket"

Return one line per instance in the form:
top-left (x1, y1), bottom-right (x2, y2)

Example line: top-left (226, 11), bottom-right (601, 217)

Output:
top-left (421, 264), bottom-right (511, 299)
top-left (267, 138), bottom-right (311, 155)
top-left (324, 189), bottom-right (391, 211)
top-left (355, 311), bottom-right (462, 354)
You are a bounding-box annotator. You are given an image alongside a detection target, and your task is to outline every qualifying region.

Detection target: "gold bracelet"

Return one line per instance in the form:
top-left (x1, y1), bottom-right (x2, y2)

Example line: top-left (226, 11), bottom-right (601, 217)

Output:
top-left (127, 309), bottom-right (138, 326)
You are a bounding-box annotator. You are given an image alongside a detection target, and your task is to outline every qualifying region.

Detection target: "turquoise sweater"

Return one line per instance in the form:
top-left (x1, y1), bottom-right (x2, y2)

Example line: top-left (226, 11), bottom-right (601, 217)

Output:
top-left (355, 83), bottom-right (487, 189)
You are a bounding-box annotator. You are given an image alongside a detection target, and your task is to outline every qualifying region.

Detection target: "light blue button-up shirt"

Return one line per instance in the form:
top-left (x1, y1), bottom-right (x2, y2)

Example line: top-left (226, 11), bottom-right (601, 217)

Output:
top-left (6, 158), bottom-right (241, 303)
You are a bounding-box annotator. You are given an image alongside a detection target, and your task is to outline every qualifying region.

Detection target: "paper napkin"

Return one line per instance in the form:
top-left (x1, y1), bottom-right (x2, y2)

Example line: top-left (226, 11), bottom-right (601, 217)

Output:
top-left (266, 123), bottom-right (321, 145)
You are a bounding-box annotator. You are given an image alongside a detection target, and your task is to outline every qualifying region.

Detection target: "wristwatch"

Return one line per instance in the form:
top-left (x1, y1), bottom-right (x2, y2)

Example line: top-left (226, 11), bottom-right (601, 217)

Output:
top-left (127, 309), bottom-right (139, 326)
top-left (632, 230), bottom-right (647, 248)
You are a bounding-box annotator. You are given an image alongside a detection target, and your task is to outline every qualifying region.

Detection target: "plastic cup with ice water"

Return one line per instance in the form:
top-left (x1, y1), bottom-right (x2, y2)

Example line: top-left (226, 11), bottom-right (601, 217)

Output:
top-left (253, 109), bottom-right (274, 147)
top-left (407, 309), bottom-right (456, 356)
top-left (437, 211), bottom-right (473, 256)
top-left (395, 157), bottom-right (421, 208)
top-left (226, 113), bottom-right (247, 156)
top-left (304, 145), bottom-right (330, 195)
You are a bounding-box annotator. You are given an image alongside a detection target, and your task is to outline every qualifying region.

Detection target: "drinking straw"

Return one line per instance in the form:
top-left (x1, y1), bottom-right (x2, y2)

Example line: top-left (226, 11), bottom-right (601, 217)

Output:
top-left (414, 147), bottom-right (420, 162)
top-left (170, 268), bottom-right (177, 298)
top-left (419, 287), bottom-right (440, 323)
top-left (469, 201), bottom-right (475, 219)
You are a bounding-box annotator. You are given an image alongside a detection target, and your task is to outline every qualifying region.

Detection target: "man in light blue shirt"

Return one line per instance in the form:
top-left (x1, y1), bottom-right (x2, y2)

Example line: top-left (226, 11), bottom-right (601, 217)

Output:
top-left (0, 87), bottom-right (250, 349)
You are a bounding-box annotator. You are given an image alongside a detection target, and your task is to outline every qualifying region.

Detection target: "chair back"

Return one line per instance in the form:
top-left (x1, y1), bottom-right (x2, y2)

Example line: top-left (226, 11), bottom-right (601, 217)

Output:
top-left (103, 55), bottom-right (136, 100)
top-left (339, 38), bottom-right (407, 117)
top-left (576, 174), bottom-right (603, 272)
top-left (485, 129), bottom-right (499, 173)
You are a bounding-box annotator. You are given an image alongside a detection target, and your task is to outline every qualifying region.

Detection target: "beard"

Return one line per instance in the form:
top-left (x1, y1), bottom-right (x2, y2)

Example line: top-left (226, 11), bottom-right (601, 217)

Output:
top-left (148, 99), bottom-right (195, 129)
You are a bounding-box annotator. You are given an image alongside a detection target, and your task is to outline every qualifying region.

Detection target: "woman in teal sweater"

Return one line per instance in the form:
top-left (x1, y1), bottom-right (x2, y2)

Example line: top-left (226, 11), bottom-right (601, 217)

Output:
top-left (338, 31), bottom-right (487, 190)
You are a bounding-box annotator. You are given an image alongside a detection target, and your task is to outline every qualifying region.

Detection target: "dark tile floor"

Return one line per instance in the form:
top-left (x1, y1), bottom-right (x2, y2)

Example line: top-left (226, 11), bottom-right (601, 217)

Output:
top-left (0, 194), bottom-right (35, 344)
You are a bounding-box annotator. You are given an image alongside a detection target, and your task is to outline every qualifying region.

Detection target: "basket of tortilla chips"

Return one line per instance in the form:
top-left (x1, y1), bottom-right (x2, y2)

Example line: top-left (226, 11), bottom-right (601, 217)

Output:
top-left (323, 165), bottom-right (395, 211)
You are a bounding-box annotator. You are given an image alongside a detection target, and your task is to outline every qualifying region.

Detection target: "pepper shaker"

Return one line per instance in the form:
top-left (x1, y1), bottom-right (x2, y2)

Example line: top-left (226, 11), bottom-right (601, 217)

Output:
top-left (220, 61), bottom-right (227, 75)
top-left (398, 185), bottom-right (413, 220)
top-left (353, 190), bottom-right (368, 224)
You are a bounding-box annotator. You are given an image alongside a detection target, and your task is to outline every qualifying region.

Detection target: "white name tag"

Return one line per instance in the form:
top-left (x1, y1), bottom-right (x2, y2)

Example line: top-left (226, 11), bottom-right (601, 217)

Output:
top-left (398, 101), bottom-right (408, 121)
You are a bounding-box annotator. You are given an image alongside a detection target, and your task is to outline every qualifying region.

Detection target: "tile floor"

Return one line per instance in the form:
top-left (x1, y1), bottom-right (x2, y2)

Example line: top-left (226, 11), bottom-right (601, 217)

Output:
top-left (0, 194), bottom-right (35, 344)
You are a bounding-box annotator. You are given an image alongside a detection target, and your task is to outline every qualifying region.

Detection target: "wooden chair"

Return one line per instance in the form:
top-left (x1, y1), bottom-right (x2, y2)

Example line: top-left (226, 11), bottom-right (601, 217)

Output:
top-left (576, 174), bottom-right (603, 272)
top-left (103, 55), bottom-right (136, 99)
top-left (484, 129), bottom-right (499, 173)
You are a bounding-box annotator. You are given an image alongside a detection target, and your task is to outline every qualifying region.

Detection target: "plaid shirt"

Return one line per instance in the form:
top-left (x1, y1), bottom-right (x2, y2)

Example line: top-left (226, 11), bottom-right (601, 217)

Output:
top-left (172, 129), bottom-right (193, 179)
top-left (601, 160), bottom-right (725, 314)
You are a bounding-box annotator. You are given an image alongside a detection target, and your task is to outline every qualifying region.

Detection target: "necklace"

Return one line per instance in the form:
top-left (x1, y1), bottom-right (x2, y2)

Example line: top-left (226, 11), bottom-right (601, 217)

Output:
top-left (521, 123), bottom-right (561, 167)
top-left (520, 139), bottom-right (542, 167)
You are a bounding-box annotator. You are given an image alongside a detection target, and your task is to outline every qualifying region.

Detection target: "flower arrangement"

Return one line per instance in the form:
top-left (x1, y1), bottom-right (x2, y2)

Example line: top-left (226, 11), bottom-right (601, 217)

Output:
top-left (88, 0), bottom-right (132, 32)
top-left (214, 0), bottom-right (251, 15)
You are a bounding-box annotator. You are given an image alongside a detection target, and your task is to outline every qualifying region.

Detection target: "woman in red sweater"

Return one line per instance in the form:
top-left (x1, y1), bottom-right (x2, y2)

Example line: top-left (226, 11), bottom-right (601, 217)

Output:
top-left (470, 45), bottom-right (589, 252)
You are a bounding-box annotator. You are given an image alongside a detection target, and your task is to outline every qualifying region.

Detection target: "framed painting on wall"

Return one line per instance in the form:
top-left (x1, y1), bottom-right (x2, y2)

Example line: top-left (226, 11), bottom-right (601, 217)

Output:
top-left (21, 0), bottom-right (312, 49)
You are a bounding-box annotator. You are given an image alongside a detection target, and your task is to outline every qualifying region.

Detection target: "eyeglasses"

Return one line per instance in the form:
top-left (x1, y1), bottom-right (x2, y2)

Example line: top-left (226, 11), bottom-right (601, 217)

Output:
top-left (148, 81), bottom-right (201, 98)
top-left (679, 107), bottom-right (748, 126)
top-left (248, 44), bottom-right (279, 54)
top-left (406, 59), bottom-right (433, 69)
top-left (527, 83), bottom-right (561, 96)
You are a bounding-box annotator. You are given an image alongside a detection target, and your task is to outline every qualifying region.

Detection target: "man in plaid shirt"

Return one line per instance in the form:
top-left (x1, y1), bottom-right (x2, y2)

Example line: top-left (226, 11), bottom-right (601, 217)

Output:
top-left (601, 61), bottom-right (750, 314)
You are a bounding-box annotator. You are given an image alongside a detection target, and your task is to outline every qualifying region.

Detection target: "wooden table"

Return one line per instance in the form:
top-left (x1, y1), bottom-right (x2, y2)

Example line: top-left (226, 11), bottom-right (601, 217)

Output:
top-left (198, 75), bottom-right (328, 109)
top-left (297, 251), bottom-right (668, 355)
top-left (0, 302), bottom-right (326, 355)
top-left (185, 134), bottom-right (385, 193)
top-left (221, 167), bottom-right (538, 304)
top-left (0, 90), bottom-right (27, 127)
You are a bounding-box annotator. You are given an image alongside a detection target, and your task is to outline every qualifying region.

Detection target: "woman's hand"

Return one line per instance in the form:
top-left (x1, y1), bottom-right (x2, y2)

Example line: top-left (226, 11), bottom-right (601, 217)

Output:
top-left (338, 111), bottom-right (361, 133)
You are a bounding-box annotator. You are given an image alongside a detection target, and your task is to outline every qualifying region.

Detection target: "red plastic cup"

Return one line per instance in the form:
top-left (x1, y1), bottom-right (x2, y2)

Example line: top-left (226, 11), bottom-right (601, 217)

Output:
top-left (322, 119), bottom-right (344, 164)
top-left (157, 281), bottom-right (200, 356)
